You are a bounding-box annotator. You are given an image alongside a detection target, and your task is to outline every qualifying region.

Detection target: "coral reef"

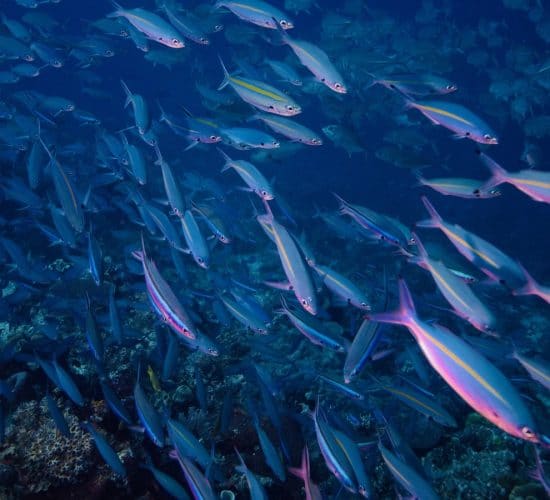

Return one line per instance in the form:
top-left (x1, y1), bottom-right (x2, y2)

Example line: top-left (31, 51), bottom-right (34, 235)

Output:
top-left (0, 397), bottom-right (93, 494)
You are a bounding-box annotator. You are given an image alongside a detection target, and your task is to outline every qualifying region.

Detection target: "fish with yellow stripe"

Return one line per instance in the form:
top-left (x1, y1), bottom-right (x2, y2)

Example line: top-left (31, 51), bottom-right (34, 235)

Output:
top-left (409, 232), bottom-right (496, 334)
top-left (218, 57), bottom-right (301, 116)
top-left (418, 196), bottom-right (525, 287)
top-left (407, 99), bottom-right (498, 144)
top-left (478, 151), bottom-right (550, 204)
top-left (370, 279), bottom-right (542, 444)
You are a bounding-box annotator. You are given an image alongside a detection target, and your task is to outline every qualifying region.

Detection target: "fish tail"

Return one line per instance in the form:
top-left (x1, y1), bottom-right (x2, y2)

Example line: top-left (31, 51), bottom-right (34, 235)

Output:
top-left (120, 80), bottom-right (132, 107)
top-left (217, 56), bottom-right (230, 91)
top-left (411, 231), bottom-right (427, 258)
top-left (332, 192), bottom-right (349, 214)
top-left (369, 278), bottom-right (416, 326)
top-left (477, 151), bottom-right (508, 190)
top-left (107, 0), bottom-right (123, 17)
top-left (416, 196), bottom-right (442, 228)
top-left (512, 262), bottom-right (536, 297)
top-left (288, 445), bottom-right (310, 481)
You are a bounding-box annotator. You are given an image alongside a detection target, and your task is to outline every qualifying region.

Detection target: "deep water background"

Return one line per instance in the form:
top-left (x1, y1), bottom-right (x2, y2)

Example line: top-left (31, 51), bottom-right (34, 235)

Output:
top-left (4, 0), bottom-right (546, 276)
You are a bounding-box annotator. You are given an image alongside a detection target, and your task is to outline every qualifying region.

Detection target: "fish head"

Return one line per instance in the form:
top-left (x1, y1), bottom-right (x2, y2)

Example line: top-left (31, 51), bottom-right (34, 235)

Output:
top-left (307, 137), bottom-right (323, 146)
top-left (278, 18), bottom-right (294, 30)
top-left (259, 189), bottom-right (275, 201)
top-left (195, 255), bottom-right (209, 269)
top-left (325, 80), bottom-right (347, 94)
top-left (518, 425), bottom-right (540, 444)
top-left (476, 132), bottom-right (498, 145)
top-left (298, 295), bottom-right (317, 315)
top-left (164, 37), bottom-right (185, 49)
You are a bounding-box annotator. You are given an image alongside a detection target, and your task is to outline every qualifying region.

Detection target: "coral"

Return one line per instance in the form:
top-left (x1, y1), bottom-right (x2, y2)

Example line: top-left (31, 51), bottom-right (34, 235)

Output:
top-left (423, 413), bottom-right (531, 499)
top-left (0, 397), bottom-right (93, 494)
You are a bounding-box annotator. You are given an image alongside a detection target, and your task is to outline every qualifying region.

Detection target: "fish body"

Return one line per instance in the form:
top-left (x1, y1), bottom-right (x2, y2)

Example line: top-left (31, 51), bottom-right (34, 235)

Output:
top-left (218, 58), bottom-right (301, 116)
top-left (277, 28), bottom-right (347, 93)
top-left (214, 0), bottom-right (294, 29)
top-left (260, 216), bottom-right (317, 315)
top-left (418, 197), bottom-right (524, 286)
top-left (251, 113), bottom-right (322, 145)
top-left (219, 149), bottom-right (274, 200)
top-left (479, 152), bottom-right (550, 204)
top-left (417, 175), bottom-right (500, 199)
top-left (181, 210), bottom-right (210, 269)
top-left (410, 232), bottom-right (496, 334)
top-left (370, 279), bottom-right (541, 444)
top-left (107, 3), bottom-right (185, 48)
top-left (408, 100), bottom-right (498, 144)
top-left (133, 236), bottom-right (199, 340)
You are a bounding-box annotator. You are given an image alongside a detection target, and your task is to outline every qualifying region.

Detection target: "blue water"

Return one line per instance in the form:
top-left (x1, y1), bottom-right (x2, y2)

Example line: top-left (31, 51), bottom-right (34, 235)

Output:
top-left (0, 0), bottom-right (548, 498)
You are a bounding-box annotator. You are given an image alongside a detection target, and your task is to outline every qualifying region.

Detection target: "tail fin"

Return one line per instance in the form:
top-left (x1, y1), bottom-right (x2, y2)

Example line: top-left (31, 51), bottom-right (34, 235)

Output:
top-left (512, 262), bottom-right (538, 297)
top-left (416, 196), bottom-right (442, 229)
top-left (217, 56), bottom-right (231, 91)
top-left (120, 79), bottom-right (132, 107)
top-left (369, 278), bottom-right (416, 326)
top-left (477, 151), bottom-right (508, 190)
top-left (288, 445), bottom-right (310, 481)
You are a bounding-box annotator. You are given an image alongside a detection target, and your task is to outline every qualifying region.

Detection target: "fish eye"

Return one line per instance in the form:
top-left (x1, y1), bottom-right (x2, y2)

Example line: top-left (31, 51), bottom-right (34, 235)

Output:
top-left (198, 257), bottom-right (203, 263)
top-left (268, 105), bottom-right (274, 110)
top-left (210, 135), bottom-right (217, 140)
top-left (301, 299), bottom-right (307, 306)
top-left (261, 190), bottom-right (268, 196)
top-left (321, 78), bottom-right (326, 82)
top-left (521, 426), bottom-right (536, 439)
top-left (334, 83), bottom-right (341, 88)
top-left (286, 105), bottom-right (294, 111)
top-left (172, 39), bottom-right (180, 45)
top-left (490, 189), bottom-right (500, 195)
top-left (446, 84), bottom-right (455, 90)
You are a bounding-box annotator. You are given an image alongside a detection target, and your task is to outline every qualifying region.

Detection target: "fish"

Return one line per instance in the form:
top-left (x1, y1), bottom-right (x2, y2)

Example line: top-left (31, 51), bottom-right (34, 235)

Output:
top-left (120, 80), bottom-right (150, 135)
top-left (214, 0), bottom-right (294, 30)
top-left (133, 234), bottom-right (199, 340)
top-left (221, 126), bottom-right (280, 150)
top-left (418, 196), bottom-right (525, 286)
top-left (368, 72), bottom-right (457, 97)
top-left (407, 100), bottom-right (498, 144)
top-left (249, 113), bottom-right (322, 145)
top-left (180, 210), bottom-right (210, 269)
top-left (219, 148), bottom-right (274, 200)
top-left (107, 2), bottom-right (185, 48)
top-left (416, 175), bottom-right (501, 199)
top-left (134, 367), bottom-right (165, 447)
top-left (277, 296), bottom-right (345, 351)
top-left (310, 262), bottom-right (371, 310)
top-left (288, 446), bottom-right (322, 500)
top-left (175, 451), bottom-right (217, 500)
top-left (378, 442), bottom-right (439, 500)
top-left (409, 232), bottom-right (496, 334)
top-left (511, 352), bottom-right (550, 392)
top-left (512, 263), bottom-right (550, 304)
top-left (234, 448), bottom-right (269, 500)
top-left (275, 23), bottom-right (347, 93)
top-left (83, 422), bottom-right (127, 477)
top-left (478, 151), bottom-right (550, 204)
top-left (218, 57), bottom-right (301, 116)
top-left (370, 279), bottom-right (542, 443)
top-left (258, 208), bottom-right (317, 315)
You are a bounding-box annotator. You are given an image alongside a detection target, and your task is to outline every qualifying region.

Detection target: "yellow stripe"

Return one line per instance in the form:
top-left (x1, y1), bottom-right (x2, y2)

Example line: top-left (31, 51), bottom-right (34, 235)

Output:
top-left (415, 104), bottom-right (473, 126)
top-left (272, 224), bottom-right (295, 282)
top-left (383, 455), bottom-right (411, 488)
top-left (231, 2), bottom-right (268, 15)
top-left (55, 162), bottom-right (79, 218)
top-left (429, 264), bottom-right (471, 311)
top-left (421, 326), bottom-right (508, 405)
top-left (517, 357), bottom-right (550, 384)
top-left (514, 178), bottom-right (550, 189)
top-left (386, 387), bottom-right (446, 419)
top-left (444, 227), bottom-right (499, 269)
top-left (229, 76), bottom-right (285, 101)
